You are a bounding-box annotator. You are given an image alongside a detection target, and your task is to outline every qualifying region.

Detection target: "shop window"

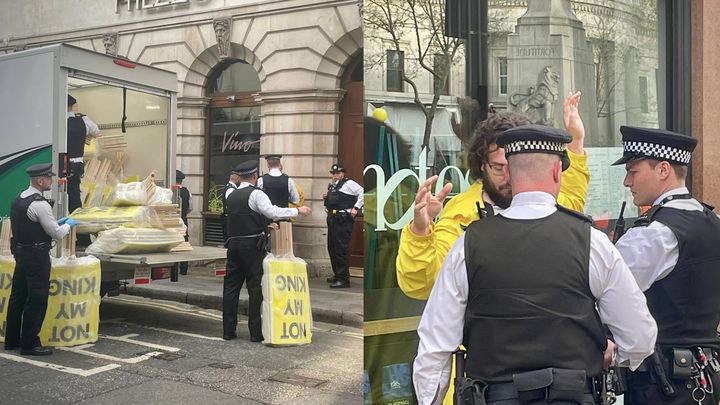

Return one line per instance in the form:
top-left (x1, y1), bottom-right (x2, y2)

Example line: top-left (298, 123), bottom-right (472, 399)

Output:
top-left (386, 50), bottom-right (404, 92)
top-left (498, 57), bottom-right (508, 95)
top-left (203, 60), bottom-right (261, 244)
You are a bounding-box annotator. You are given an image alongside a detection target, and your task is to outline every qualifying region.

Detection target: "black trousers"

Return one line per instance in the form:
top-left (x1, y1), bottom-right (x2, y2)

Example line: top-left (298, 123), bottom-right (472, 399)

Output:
top-left (68, 162), bottom-right (91, 246)
top-left (222, 238), bottom-right (265, 339)
top-left (327, 213), bottom-right (354, 282)
top-left (627, 371), bottom-right (720, 404)
top-left (179, 217), bottom-right (188, 275)
top-left (5, 251), bottom-right (51, 349)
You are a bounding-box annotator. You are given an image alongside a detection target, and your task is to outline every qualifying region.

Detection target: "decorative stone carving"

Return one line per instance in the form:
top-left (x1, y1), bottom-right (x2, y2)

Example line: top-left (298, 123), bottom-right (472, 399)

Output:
top-left (509, 65), bottom-right (560, 125)
top-left (213, 18), bottom-right (232, 59)
top-left (102, 33), bottom-right (118, 56)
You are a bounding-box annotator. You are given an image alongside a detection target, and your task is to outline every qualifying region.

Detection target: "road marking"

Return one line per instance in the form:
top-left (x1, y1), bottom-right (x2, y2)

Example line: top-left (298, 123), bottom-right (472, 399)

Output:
top-left (100, 333), bottom-right (181, 352)
top-left (102, 320), bottom-right (224, 341)
top-left (0, 353), bottom-right (121, 376)
top-left (57, 347), bottom-right (166, 363)
top-left (108, 296), bottom-right (223, 320)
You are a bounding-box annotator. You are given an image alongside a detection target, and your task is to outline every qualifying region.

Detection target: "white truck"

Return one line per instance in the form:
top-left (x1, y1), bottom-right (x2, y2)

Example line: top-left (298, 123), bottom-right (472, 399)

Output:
top-left (0, 44), bottom-right (226, 296)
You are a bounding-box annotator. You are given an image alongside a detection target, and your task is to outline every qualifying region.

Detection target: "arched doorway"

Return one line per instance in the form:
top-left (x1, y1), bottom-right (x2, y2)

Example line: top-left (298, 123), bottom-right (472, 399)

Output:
top-left (338, 52), bottom-right (364, 271)
top-left (202, 60), bottom-right (262, 244)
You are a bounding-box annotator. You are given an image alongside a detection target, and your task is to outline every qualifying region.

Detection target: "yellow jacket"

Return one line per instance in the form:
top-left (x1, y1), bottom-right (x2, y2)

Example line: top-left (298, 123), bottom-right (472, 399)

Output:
top-left (396, 149), bottom-right (590, 300)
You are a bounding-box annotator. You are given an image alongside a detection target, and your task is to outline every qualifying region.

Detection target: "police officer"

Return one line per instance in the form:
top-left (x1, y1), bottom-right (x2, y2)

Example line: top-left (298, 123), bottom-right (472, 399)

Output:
top-left (4, 163), bottom-right (77, 356)
top-left (323, 163), bottom-right (363, 288)
top-left (220, 169), bottom-right (240, 243)
top-left (257, 154), bottom-right (300, 209)
top-left (613, 127), bottom-right (720, 404)
top-left (67, 95), bottom-right (99, 246)
top-left (413, 125), bottom-right (657, 405)
top-left (176, 170), bottom-right (192, 275)
top-left (222, 160), bottom-right (311, 342)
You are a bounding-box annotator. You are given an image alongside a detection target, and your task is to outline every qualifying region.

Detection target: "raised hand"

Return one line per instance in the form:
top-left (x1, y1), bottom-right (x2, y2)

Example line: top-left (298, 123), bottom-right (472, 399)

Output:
top-left (410, 175), bottom-right (453, 236)
top-left (563, 91), bottom-right (585, 154)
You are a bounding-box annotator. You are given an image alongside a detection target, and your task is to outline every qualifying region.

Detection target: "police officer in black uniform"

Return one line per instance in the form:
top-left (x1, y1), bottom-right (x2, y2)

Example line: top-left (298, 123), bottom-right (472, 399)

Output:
top-left (220, 169), bottom-right (241, 243)
top-left (613, 127), bottom-right (720, 405)
top-left (222, 160), bottom-right (311, 342)
top-left (323, 164), bottom-right (363, 289)
top-left (4, 163), bottom-right (77, 356)
top-left (176, 170), bottom-right (192, 275)
top-left (257, 154), bottom-right (300, 210)
top-left (412, 126), bottom-right (657, 405)
top-left (67, 94), bottom-right (99, 246)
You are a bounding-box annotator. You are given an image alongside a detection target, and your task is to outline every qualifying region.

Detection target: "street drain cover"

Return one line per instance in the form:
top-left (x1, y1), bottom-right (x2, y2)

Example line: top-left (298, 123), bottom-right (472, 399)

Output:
top-left (208, 362), bottom-right (235, 369)
top-left (154, 352), bottom-right (186, 361)
top-left (267, 372), bottom-right (327, 388)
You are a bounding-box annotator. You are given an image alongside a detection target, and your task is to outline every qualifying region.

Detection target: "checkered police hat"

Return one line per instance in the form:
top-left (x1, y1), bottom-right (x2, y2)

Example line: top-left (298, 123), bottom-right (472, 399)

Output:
top-left (611, 126), bottom-right (697, 166)
top-left (496, 124), bottom-right (572, 171)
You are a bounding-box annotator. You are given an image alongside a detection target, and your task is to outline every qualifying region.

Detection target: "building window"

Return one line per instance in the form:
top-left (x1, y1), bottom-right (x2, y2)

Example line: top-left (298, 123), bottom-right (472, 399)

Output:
top-left (639, 76), bottom-right (649, 113)
top-left (433, 54), bottom-right (450, 95)
top-left (386, 50), bottom-right (404, 92)
top-left (498, 57), bottom-right (508, 95)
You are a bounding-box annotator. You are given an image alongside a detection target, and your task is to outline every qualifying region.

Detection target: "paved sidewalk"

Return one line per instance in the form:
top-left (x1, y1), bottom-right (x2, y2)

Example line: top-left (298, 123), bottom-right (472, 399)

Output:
top-left (120, 271), bottom-right (363, 328)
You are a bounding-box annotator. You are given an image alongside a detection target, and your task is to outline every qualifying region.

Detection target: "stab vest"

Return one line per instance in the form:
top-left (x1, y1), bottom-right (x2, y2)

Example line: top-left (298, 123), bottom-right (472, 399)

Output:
top-left (178, 187), bottom-right (190, 220)
top-left (261, 173), bottom-right (290, 208)
top-left (67, 115), bottom-right (87, 159)
top-left (463, 207), bottom-right (606, 383)
top-left (10, 193), bottom-right (52, 245)
top-left (225, 186), bottom-right (265, 237)
top-left (324, 178), bottom-right (357, 210)
top-left (635, 202), bottom-right (720, 348)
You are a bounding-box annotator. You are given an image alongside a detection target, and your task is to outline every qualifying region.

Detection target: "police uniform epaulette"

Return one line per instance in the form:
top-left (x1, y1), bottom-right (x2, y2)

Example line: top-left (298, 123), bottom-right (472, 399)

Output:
top-left (556, 204), bottom-right (593, 223)
top-left (630, 205), bottom-right (663, 228)
top-left (702, 202), bottom-right (715, 212)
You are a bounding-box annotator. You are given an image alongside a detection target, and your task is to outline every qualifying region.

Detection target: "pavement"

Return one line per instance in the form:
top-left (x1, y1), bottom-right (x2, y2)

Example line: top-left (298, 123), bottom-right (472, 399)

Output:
top-left (120, 265), bottom-right (363, 328)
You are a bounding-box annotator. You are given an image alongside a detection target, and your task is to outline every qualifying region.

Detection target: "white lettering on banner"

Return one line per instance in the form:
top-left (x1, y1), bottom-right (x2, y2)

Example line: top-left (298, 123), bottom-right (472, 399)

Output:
top-left (222, 132), bottom-right (261, 153)
top-left (115, 0), bottom-right (189, 13)
top-left (364, 147), bottom-right (471, 231)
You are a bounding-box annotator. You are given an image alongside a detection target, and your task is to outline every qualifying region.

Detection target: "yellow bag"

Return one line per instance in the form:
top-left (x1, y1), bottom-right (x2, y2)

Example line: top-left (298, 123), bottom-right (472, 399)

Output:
top-left (0, 256), bottom-right (13, 343)
top-left (0, 256), bottom-right (101, 347)
top-left (40, 256), bottom-right (101, 347)
top-left (261, 254), bottom-right (313, 345)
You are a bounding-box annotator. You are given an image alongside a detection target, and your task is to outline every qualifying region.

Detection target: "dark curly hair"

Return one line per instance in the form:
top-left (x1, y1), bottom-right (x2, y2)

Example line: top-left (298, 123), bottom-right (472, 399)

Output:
top-left (467, 111), bottom-right (532, 181)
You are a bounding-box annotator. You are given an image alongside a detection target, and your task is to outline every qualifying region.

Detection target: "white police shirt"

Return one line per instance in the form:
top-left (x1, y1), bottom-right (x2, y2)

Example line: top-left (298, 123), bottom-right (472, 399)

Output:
top-left (413, 191), bottom-right (658, 405)
top-left (22, 186), bottom-right (71, 240)
top-left (256, 168), bottom-right (300, 205)
top-left (615, 187), bottom-right (711, 291)
top-left (236, 182), bottom-right (297, 222)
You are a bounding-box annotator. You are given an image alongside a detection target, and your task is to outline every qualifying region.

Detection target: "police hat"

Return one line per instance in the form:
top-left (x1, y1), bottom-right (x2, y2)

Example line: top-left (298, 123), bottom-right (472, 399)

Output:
top-left (68, 94), bottom-right (77, 107)
top-left (611, 126), bottom-right (697, 166)
top-left (496, 124), bottom-right (572, 171)
top-left (329, 163), bottom-right (346, 174)
top-left (26, 163), bottom-right (55, 177)
top-left (232, 160), bottom-right (258, 175)
top-left (264, 154), bottom-right (282, 161)
top-left (175, 170), bottom-right (185, 181)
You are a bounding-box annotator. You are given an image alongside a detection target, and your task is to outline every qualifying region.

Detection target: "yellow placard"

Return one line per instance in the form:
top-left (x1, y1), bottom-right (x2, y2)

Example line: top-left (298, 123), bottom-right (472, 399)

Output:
top-left (0, 256), bottom-right (101, 347)
top-left (0, 257), bottom-right (13, 343)
top-left (261, 256), bottom-right (312, 345)
top-left (40, 257), bottom-right (101, 347)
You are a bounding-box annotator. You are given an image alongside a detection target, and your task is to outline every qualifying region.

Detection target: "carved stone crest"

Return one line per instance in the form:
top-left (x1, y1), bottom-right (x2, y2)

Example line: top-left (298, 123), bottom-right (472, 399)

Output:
top-left (102, 33), bottom-right (119, 56)
top-left (213, 18), bottom-right (232, 59)
top-left (509, 65), bottom-right (560, 125)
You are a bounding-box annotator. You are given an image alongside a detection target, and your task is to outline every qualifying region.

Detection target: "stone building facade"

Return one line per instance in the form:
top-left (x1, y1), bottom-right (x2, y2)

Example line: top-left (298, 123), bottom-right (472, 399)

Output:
top-left (0, 0), bottom-right (363, 273)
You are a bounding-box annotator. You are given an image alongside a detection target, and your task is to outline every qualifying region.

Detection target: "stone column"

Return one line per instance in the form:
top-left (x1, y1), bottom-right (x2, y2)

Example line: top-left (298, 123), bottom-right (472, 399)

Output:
top-left (507, 0), bottom-right (600, 143)
top-left (177, 96), bottom-right (210, 245)
top-left (254, 88), bottom-right (346, 276)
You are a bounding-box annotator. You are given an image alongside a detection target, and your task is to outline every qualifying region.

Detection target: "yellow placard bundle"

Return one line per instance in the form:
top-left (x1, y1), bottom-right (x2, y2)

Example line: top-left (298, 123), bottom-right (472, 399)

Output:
top-left (261, 254), bottom-right (313, 346)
